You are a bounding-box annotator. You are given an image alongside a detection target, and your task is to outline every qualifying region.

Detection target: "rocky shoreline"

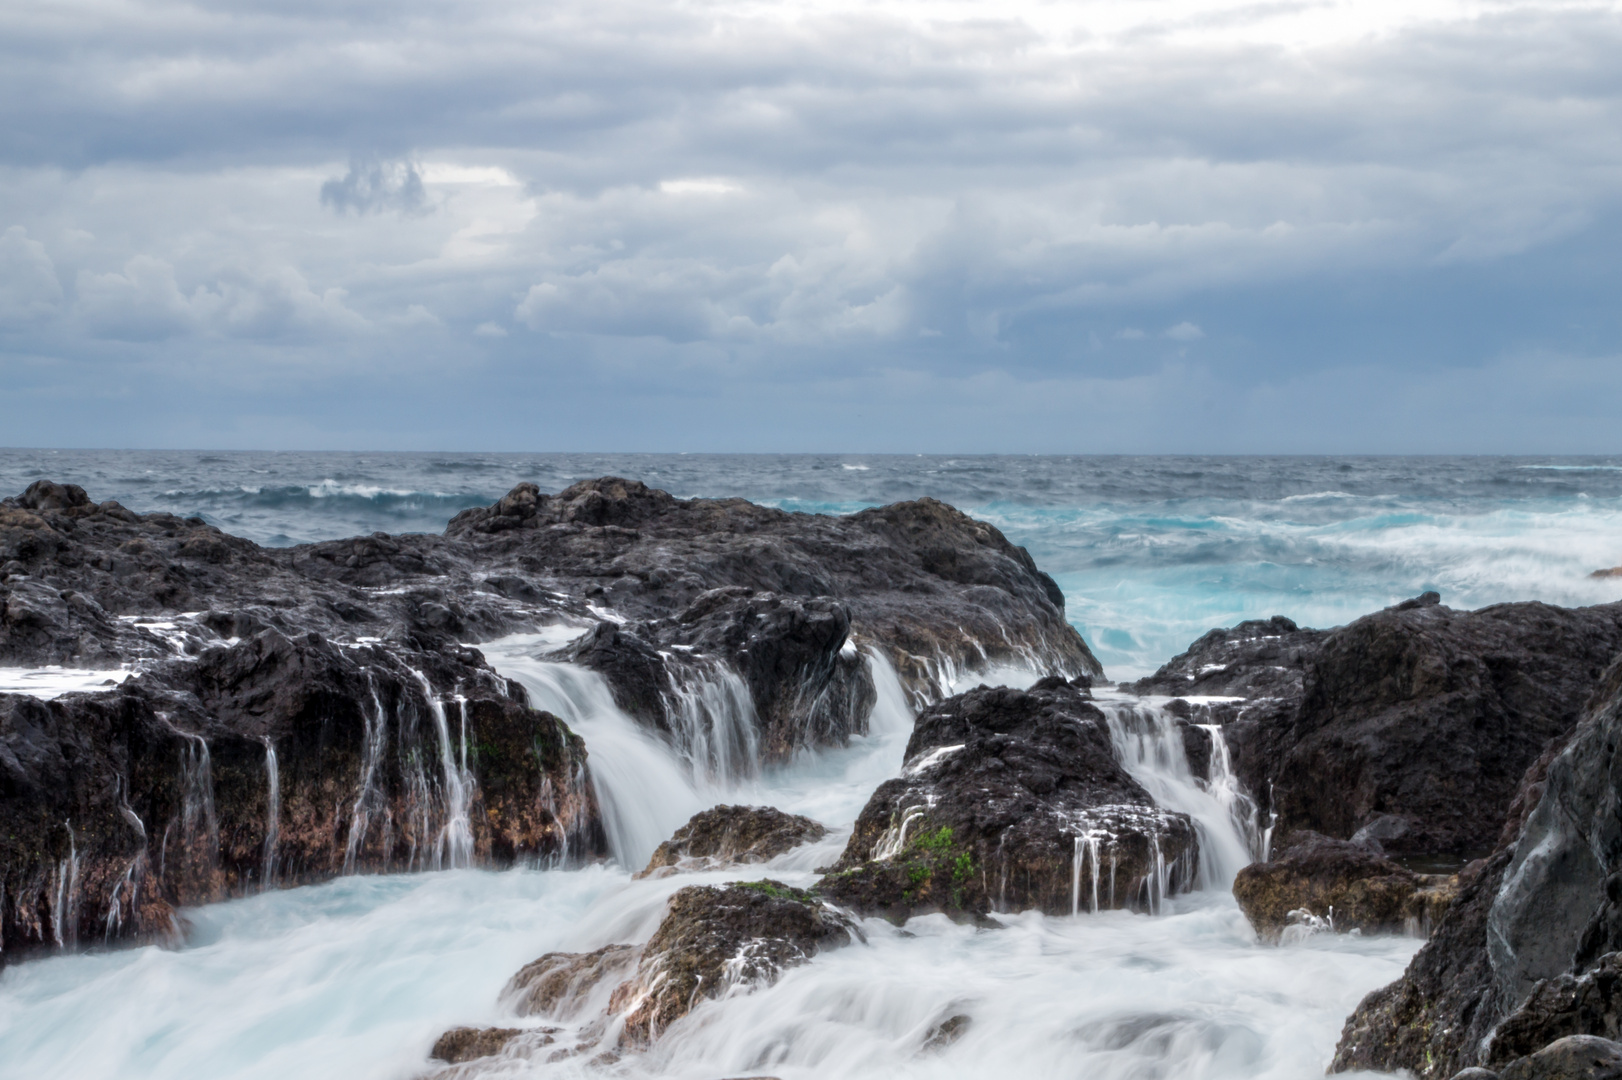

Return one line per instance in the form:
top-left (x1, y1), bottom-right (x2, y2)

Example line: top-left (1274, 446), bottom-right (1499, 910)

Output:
top-left (10, 476), bottom-right (1622, 1078)
top-left (0, 476), bottom-right (1092, 961)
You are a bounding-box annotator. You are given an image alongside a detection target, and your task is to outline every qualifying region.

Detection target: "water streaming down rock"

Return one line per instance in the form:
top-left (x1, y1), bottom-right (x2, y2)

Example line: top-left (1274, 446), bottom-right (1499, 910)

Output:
top-left (1070, 831), bottom-right (1105, 916)
top-left (0, 642), bottom-right (1433, 1080)
top-left (344, 678), bottom-right (392, 875)
top-left (261, 737), bottom-right (279, 890)
top-left (483, 642), bottom-right (710, 871)
top-left (173, 730), bottom-right (221, 902)
top-left (659, 661), bottom-right (761, 786)
top-left (408, 670), bottom-right (476, 872)
top-left (1095, 694), bottom-right (1263, 890)
top-left (50, 822), bottom-right (78, 951)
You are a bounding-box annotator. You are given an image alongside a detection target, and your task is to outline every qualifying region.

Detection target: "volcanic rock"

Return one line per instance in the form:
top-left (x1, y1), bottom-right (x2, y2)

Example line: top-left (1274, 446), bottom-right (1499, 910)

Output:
top-left (1132, 598), bottom-right (1622, 858)
top-left (607, 881), bottom-right (857, 1046)
top-left (504, 944), bottom-right (642, 1019)
top-left (0, 476), bottom-right (1099, 965)
top-left (1486, 954), bottom-right (1622, 1068)
top-left (1233, 831), bottom-right (1457, 942)
top-left (1330, 657), bottom-right (1622, 1077)
top-left (819, 678), bottom-right (1199, 921)
top-left (1498, 1035), bottom-right (1622, 1080)
top-left (430, 1026), bottom-right (526, 1063)
top-left (638, 805), bottom-right (828, 878)
top-left (0, 631), bottom-right (600, 962)
top-left (1, 477), bottom-right (1096, 763)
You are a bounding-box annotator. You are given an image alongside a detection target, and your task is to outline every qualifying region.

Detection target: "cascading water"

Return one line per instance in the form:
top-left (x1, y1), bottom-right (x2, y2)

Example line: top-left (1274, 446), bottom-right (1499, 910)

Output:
top-left (49, 823), bottom-right (79, 951)
top-left (410, 670), bottom-right (476, 871)
top-left (479, 642), bottom-right (710, 871)
top-left (1092, 692), bottom-right (1263, 891)
top-left (0, 653), bottom-right (1422, 1080)
top-left (261, 737), bottom-right (280, 890)
top-left (344, 677), bottom-right (391, 875)
top-left (660, 662), bottom-right (761, 786)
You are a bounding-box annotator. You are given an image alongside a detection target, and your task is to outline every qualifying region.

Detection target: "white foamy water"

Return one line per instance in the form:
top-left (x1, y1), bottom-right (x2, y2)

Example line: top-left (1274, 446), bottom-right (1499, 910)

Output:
top-left (0, 648), bottom-right (1418, 1080)
top-left (0, 666), bottom-right (131, 699)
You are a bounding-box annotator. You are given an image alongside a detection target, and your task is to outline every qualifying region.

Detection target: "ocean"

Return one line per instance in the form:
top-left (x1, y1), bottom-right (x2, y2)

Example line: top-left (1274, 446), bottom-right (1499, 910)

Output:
top-left (4, 449), bottom-right (1619, 678)
top-left (2, 449), bottom-right (1613, 1080)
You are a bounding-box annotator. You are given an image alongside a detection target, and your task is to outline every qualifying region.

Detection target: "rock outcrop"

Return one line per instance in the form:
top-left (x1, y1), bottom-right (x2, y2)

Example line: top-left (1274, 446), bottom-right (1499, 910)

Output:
top-left (1331, 657), bottom-right (1622, 1077)
top-left (430, 1026), bottom-right (530, 1064)
top-left (1, 477), bottom-right (1096, 763)
top-left (608, 880), bottom-right (857, 1046)
top-left (0, 476), bottom-right (1099, 966)
top-left (504, 944), bottom-right (641, 1020)
top-left (1131, 596), bottom-right (1622, 858)
top-left (479, 881), bottom-right (857, 1058)
top-left (819, 677), bottom-right (1199, 921)
top-left (1233, 831), bottom-right (1457, 942)
top-left (0, 634), bottom-right (600, 962)
top-left (1476, 1034), bottom-right (1622, 1080)
top-left (638, 805), bottom-right (827, 878)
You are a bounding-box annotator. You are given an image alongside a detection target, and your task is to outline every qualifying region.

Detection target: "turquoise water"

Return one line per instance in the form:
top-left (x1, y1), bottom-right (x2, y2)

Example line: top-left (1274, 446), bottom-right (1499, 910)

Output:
top-left (4, 451), bottom-right (1619, 678)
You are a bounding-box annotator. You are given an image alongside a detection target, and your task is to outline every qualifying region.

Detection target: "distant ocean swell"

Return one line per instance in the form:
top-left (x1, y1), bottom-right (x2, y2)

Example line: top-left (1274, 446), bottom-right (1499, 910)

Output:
top-left (3, 450), bottom-right (1621, 680)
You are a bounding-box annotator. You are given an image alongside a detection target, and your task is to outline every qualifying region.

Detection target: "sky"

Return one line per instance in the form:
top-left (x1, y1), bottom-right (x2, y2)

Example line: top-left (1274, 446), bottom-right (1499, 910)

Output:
top-left (2, 0), bottom-right (1621, 453)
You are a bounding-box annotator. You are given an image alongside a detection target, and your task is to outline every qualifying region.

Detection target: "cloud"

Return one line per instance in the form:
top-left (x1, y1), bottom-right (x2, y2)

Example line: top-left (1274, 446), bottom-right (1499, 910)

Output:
top-left (321, 157), bottom-right (427, 216)
top-left (0, 226), bottom-right (63, 325)
top-left (3, 0), bottom-right (1622, 446)
top-left (76, 256), bottom-right (368, 342)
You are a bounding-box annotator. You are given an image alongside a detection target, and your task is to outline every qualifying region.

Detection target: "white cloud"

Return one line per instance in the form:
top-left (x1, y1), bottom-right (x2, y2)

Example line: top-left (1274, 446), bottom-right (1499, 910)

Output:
top-left (0, 226), bottom-right (63, 325)
top-left (1165, 321), bottom-right (1204, 341)
top-left (660, 178), bottom-right (743, 196)
top-left (76, 256), bottom-right (368, 342)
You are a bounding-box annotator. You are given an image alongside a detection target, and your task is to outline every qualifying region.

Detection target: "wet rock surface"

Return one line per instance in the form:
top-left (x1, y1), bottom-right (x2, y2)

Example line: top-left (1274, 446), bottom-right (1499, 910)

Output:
top-left (462, 884), bottom-right (853, 1062)
top-left (504, 944), bottom-right (641, 1019)
top-left (429, 1026), bottom-right (527, 1063)
top-left (1486, 954), bottom-right (1622, 1068)
top-left (0, 476), bottom-right (1090, 743)
top-left (1499, 1035), bottom-right (1622, 1080)
top-left (607, 881), bottom-right (857, 1046)
top-left (639, 805), bottom-right (827, 878)
top-left (820, 678), bottom-right (1199, 921)
top-left (0, 636), bottom-right (601, 962)
top-left (0, 476), bottom-right (1094, 965)
top-left (1132, 596), bottom-right (1622, 858)
top-left (1331, 658), bottom-right (1622, 1078)
top-left (1233, 831), bottom-right (1456, 942)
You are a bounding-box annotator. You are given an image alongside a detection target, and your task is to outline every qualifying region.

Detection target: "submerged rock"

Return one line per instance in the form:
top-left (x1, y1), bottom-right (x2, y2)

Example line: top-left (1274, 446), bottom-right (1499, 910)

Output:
top-left (638, 805), bottom-right (828, 878)
top-left (820, 679), bottom-right (1199, 921)
top-left (482, 882), bottom-right (855, 1054)
top-left (503, 944), bottom-right (641, 1020)
top-left (430, 1026), bottom-right (526, 1063)
top-left (607, 881), bottom-right (857, 1046)
top-left (1233, 831), bottom-right (1456, 942)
